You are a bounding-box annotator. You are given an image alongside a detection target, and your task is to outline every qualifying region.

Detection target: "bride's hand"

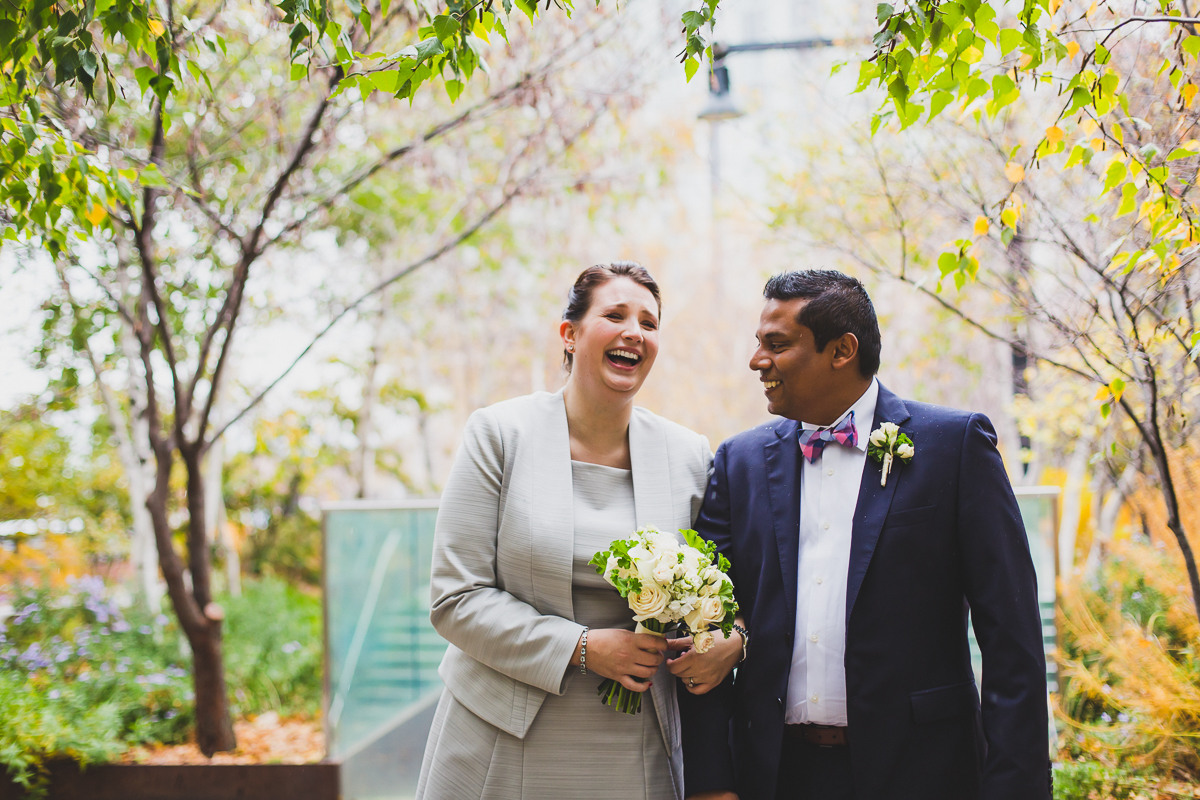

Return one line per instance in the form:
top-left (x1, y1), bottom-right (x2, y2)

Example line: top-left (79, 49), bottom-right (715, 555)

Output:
top-left (571, 629), bottom-right (667, 692)
top-left (665, 629), bottom-right (742, 694)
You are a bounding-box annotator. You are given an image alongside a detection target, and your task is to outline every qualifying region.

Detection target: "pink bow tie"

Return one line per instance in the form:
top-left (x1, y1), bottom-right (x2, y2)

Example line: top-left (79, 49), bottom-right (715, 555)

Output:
top-left (798, 411), bottom-right (858, 464)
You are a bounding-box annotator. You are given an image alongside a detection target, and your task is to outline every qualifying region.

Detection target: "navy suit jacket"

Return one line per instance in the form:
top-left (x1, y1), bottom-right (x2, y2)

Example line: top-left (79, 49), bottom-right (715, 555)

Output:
top-left (678, 385), bottom-right (1050, 800)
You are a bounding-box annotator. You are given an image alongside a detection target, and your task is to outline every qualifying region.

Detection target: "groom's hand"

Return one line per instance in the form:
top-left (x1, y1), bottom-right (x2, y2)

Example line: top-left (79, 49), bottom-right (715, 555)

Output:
top-left (665, 629), bottom-right (742, 694)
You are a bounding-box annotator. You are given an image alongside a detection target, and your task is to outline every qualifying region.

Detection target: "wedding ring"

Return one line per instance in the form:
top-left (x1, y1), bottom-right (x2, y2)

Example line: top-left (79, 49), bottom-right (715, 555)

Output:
top-left (688, 678), bottom-right (695, 688)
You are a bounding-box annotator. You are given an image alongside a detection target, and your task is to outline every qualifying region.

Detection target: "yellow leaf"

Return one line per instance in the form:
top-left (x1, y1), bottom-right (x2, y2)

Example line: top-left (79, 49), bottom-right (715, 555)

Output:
top-left (1049, 0), bottom-right (1062, 12)
top-left (1111, 123), bottom-right (1124, 145)
top-left (1001, 208), bottom-right (1018, 228)
top-left (1046, 125), bottom-right (1064, 144)
top-left (1091, 137), bottom-right (1105, 151)
top-left (148, 19), bottom-right (165, 36)
top-left (1184, 84), bottom-right (1199, 107)
top-left (974, 216), bottom-right (990, 236)
top-left (1067, 40), bottom-right (1081, 60)
top-left (1004, 162), bottom-right (1026, 182)
top-left (1086, 1), bottom-right (1097, 18)
top-left (1094, 386), bottom-right (1109, 401)
top-left (1019, 53), bottom-right (1033, 68)
top-left (84, 203), bottom-right (107, 225)
top-left (1081, 119), bottom-right (1098, 134)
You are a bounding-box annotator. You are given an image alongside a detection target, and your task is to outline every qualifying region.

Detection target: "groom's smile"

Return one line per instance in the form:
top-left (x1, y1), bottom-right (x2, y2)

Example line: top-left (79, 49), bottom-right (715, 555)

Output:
top-left (750, 296), bottom-right (870, 426)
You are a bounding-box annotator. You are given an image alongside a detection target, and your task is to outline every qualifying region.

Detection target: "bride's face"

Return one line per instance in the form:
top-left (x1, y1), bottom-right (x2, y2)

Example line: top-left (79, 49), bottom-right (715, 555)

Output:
top-left (562, 277), bottom-right (660, 398)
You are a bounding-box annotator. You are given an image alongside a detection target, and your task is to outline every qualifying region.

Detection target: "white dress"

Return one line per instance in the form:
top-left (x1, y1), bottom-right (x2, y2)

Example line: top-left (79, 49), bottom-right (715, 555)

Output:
top-left (415, 460), bottom-right (675, 800)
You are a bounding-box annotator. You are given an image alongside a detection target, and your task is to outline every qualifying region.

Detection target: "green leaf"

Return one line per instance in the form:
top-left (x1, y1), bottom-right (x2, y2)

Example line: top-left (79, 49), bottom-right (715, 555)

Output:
top-left (937, 251), bottom-right (958, 275)
top-left (1167, 147), bottom-right (1194, 161)
top-left (432, 14), bottom-right (458, 44)
top-left (1102, 160), bottom-right (1127, 193)
top-left (684, 57), bottom-right (699, 83)
top-left (134, 66), bottom-right (156, 97)
top-left (138, 164), bottom-right (169, 189)
top-left (876, 3), bottom-right (894, 24)
top-left (1185, 35), bottom-right (1200, 60)
top-left (444, 78), bottom-right (463, 102)
top-left (290, 62), bottom-right (307, 81)
top-left (998, 28), bottom-right (1022, 56)
top-left (1116, 182), bottom-right (1138, 217)
top-left (929, 90), bottom-right (954, 120)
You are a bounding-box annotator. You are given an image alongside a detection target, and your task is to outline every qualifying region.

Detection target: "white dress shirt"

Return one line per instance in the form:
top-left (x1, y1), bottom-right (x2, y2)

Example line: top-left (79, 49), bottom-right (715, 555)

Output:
top-left (784, 378), bottom-right (879, 726)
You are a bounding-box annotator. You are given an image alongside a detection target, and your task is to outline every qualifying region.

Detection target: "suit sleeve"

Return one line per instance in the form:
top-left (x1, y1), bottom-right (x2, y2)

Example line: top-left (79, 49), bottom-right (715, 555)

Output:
top-left (957, 414), bottom-right (1052, 800)
top-left (429, 408), bottom-right (585, 696)
top-left (678, 440), bottom-right (738, 796)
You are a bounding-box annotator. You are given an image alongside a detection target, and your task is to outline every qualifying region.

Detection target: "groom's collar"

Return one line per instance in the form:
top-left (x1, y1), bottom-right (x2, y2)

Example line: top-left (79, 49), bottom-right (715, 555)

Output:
top-left (772, 380), bottom-right (911, 439)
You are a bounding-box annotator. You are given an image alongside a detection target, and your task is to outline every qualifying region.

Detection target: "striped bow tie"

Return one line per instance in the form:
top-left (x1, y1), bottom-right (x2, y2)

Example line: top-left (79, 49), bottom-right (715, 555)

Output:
top-left (798, 411), bottom-right (858, 464)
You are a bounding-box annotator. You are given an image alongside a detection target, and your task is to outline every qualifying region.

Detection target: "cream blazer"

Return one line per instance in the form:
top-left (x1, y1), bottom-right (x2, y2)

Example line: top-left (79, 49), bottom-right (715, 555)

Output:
top-left (429, 389), bottom-right (712, 798)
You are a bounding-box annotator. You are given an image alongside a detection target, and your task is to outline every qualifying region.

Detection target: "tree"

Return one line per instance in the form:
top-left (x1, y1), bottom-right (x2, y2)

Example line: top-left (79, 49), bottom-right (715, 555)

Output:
top-left (852, 0), bottom-right (1200, 620)
top-left (3, 0), bottom-right (722, 755)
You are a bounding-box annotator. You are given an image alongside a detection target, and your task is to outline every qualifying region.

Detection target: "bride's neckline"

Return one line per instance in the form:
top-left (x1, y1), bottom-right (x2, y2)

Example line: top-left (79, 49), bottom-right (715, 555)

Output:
top-left (570, 459), bottom-right (631, 473)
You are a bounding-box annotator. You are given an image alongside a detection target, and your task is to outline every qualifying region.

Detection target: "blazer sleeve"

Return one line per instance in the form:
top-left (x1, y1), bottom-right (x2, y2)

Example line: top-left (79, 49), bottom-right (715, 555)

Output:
top-left (957, 414), bottom-right (1052, 800)
top-left (429, 408), bottom-right (585, 696)
top-left (678, 440), bottom-right (738, 796)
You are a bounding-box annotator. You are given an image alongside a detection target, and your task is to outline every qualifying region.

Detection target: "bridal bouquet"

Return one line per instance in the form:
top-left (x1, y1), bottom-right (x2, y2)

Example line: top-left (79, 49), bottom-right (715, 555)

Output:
top-left (589, 526), bottom-right (737, 714)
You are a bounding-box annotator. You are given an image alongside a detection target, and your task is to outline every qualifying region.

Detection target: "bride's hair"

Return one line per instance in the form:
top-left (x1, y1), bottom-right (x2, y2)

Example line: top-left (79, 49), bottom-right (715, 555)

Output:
top-left (562, 261), bottom-right (661, 371)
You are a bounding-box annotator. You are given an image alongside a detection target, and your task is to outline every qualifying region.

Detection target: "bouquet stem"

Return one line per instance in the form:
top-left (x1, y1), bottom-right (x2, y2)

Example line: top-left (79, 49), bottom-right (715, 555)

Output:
top-left (597, 620), bottom-right (665, 715)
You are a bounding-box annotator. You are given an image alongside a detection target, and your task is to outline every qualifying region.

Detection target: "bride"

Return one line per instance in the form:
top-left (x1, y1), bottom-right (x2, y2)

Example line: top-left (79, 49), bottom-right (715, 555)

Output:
top-left (415, 262), bottom-right (743, 800)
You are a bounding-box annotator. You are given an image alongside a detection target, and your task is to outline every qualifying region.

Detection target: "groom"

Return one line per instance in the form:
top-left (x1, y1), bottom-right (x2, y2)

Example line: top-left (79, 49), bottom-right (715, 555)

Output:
top-left (675, 271), bottom-right (1051, 800)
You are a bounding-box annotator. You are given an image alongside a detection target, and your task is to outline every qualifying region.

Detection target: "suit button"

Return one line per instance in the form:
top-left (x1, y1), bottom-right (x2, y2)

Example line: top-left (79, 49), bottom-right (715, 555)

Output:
top-left (785, 631), bottom-right (793, 642)
top-left (777, 697), bottom-right (783, 709)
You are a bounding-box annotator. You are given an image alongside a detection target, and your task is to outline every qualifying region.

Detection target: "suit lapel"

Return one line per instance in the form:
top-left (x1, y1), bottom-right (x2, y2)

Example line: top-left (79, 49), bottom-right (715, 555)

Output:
top-left (764, 419), bottom-right (801, 633)
top-left (528, 390), bottom-right (575, 620)
top-left (845, 385), bottom-right (912, 624)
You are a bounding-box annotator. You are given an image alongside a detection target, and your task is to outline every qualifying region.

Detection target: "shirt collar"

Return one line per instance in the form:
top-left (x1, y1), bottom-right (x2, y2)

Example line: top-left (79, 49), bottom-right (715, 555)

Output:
top-left (800, 377), bottom-right (879, 452)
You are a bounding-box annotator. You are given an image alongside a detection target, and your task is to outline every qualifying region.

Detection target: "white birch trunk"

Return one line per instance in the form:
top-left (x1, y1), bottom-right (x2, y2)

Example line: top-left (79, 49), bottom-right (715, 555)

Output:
top-left (1058, 444), bottom-right (1091, 583)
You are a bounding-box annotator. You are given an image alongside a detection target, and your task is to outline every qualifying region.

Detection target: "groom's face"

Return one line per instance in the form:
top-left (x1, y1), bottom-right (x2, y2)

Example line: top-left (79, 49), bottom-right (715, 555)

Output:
top-left (750, 298), bottom-right (827, 421)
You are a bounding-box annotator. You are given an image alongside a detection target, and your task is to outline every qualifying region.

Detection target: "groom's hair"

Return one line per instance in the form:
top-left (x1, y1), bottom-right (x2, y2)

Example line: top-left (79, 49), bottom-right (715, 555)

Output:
top-left (763, 270), bottom-right (881, 377)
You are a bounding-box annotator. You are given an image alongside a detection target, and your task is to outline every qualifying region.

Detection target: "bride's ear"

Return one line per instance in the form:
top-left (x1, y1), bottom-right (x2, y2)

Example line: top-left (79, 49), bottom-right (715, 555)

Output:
top-left (560, 319), bottom-right (577, 353)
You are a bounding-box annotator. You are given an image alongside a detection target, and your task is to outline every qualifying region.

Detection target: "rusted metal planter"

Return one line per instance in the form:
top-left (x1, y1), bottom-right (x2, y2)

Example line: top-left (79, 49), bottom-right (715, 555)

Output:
top-left (0, 761), bottom-right (340, 800)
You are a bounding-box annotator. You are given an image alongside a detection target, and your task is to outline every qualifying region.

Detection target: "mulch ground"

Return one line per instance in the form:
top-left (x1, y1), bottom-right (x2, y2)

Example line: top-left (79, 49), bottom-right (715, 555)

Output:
top-left (121, 713), bottom-right (324, 765)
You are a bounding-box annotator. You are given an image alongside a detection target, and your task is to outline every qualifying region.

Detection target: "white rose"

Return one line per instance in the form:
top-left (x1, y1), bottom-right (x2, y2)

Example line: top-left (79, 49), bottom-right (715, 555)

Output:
top-left (652, 553), bottom-right (678, 584)
top-left (684, 605), bottom-right (704, 632)
top-left (698, 595), bottom-right (725, 627)
top-left (629, 583), bottom-right (669, 621)
top-left (680, 547), bottom-right (700, 574)
top-left (693, 630), bottom-right (716, 653)
top-left (869, 428), bottom-right (887, 447)
top-left (879, 422), bottom-right (900, 444)
top-left (896, 442), bottom-right (915, 460)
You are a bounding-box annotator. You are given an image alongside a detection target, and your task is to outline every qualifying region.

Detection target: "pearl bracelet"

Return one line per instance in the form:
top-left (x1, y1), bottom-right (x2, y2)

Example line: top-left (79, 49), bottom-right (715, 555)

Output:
top-left (580, 627), bottom-right (589, 675)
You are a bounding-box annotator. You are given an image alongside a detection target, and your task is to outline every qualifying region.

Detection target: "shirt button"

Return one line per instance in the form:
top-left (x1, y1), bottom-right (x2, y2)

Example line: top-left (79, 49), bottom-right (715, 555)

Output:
top-left (826, 468), bottom-right (834, 476)
top-left (822, 521), bottom-right (830, 530)
top-left (810, 633), bottom-right (819, 642)
top-left (815, 576), bottom-right (823, 584)
top-left (811, 694), bottom-right (819, 703)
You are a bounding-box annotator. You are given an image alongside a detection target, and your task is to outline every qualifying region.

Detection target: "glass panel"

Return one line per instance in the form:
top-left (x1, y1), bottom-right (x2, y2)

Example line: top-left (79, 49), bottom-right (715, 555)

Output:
top-left (323, 502), bottom-right (446, 800)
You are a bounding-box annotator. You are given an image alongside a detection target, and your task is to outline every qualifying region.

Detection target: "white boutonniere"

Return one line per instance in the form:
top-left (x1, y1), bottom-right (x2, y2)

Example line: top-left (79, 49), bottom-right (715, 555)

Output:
top-left (867, 422), bottom-right (914, 487)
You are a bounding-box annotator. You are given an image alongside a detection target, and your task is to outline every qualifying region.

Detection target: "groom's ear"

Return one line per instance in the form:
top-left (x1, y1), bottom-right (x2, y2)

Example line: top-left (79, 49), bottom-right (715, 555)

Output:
top-left (829, 332), bottom-right (861, 371)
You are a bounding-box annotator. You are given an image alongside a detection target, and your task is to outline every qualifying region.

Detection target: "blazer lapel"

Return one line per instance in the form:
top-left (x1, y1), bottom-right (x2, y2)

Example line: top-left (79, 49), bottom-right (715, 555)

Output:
top-left (764, 419), bottom-right (801, 633)
top-left (629, 409), bottom-right (675, 530)
top-left (630, 410), bottom-right (683, 765)
top-left (528, 390), bottom-right (575, 621)
top-left (845, 385), bottom-right (912, 624)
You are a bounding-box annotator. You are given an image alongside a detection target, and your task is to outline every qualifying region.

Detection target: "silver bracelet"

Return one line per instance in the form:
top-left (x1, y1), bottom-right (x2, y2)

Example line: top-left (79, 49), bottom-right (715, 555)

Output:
top-left (732, 623), bottom-right (749, 663)
top-left (580, 627), bottom-right (589, 674)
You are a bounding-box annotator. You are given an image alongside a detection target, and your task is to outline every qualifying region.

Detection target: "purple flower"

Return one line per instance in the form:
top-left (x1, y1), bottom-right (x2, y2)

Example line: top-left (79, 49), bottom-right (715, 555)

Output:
top-left (155, 615), bottom-right (169, 626)
top-left (281, 641), bottom-right (302, 654)
top-left (112, 620), bottom-right (131, 633)
top-left (48, 690), bottom-right (60, 700)
top-left (18, 643), bottom-right (51, 670)
top-left (164, 709), bottom-right (178, 719)
top-left (139, 626), bottom-right (152, 635)
top-left (12, 603), bottom-right (40, 625)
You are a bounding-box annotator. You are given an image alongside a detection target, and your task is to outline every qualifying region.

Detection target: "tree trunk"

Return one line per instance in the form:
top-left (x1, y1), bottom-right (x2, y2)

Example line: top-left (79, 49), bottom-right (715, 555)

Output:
top-left (1084, 463), bottom-right (1138, 579)
top-left (184, 446), bottom-right (237, 755)
top-left (1058, 442), bottom-right (1090, 583)
top-left (205, 436), bottom-right (241, 597)
top-left (1149, 443), bottom-right (1200, 623)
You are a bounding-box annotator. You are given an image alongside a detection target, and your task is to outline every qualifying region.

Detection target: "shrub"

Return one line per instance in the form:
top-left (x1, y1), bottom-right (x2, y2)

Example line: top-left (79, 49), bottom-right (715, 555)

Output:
top-left (0, 574), bottom-right (323, 792)
top-left (1058, 539), bottom-right (1200, 782)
